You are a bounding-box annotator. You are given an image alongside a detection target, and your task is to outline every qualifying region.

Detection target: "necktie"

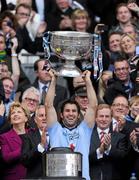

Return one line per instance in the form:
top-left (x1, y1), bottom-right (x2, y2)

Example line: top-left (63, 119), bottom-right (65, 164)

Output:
top-left (113, 121), bottom-right (118, 132)
top-left (41, 85), bottom-right (47, 104)
top-left (45, 132), bottom-right (49, 151)
top-left (100, 131), bottom-right (105, 144)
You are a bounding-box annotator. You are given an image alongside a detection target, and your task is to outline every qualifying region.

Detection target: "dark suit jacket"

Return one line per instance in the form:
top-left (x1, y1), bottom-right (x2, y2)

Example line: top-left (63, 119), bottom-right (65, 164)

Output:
top-left (46, 6), bottom-right (74, 31)
top-left (32, 79), bottom-right (68, 109)
top-left (0, 129), bottom-right (26, 180)
top-left (104, 78), bottom-right (135, 105)
top-left (89, 126), bottom-right (128, 180)
top-left (120, 121), bottom-right (139, 179)
top-left (16, 26), bottom-right (43, 54)
top-left (21, 129), bottom-right (46, 178)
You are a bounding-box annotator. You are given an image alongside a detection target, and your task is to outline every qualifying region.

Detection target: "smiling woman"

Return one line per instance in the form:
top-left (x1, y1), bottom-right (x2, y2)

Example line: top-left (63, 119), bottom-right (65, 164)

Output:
top-left (0, 102), bottom-right (29, 180)
top-left (71, 9), bottom-right (91, 32)
top-left (120, 33), bottom-right (139, 76)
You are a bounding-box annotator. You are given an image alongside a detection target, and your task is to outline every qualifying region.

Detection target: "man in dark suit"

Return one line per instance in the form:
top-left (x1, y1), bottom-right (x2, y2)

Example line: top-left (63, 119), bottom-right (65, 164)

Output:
top-left (21, 105), bottom-right (49, 178)
top-left (33, 59), bottom-right (68, 108)
top-left (111, 95), bottom-right (139, 179)
top-left (15, 4), bottom-right (43, 54)
top-left (104, 58), bottom-right (135, 105)
top-left (21, 86), bottom-right (41, 129)
top-left (89, 104), bottom-right (129, 180)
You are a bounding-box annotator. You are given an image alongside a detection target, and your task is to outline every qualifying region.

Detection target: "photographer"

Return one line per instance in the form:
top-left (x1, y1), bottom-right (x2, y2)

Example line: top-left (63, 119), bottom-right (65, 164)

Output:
top-left (0, 10), bottom-right (18, 55)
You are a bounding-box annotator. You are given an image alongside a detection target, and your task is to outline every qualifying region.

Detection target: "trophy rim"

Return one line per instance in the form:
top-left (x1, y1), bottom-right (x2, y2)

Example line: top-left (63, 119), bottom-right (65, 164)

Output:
top-left (50, 31), bottom-right (93, 38)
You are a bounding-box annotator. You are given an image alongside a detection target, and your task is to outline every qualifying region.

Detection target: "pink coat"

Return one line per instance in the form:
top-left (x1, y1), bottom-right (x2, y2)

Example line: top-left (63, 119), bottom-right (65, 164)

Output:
top-left (0, 129), bottom-right (27, 180)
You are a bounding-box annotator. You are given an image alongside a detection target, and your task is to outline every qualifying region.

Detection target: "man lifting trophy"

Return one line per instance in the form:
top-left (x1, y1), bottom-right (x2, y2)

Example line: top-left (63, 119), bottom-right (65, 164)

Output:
top-left (43, 31), bottom-right (93, 77)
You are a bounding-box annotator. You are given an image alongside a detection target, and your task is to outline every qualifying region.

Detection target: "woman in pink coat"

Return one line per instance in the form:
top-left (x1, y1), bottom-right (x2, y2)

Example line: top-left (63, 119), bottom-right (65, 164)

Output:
top-left (0, 102), bottom-right (29, 180)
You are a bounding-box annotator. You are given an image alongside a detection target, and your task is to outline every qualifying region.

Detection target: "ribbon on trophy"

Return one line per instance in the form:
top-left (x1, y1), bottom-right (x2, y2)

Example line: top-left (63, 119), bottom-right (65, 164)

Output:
top-left (43, 32), bottom-right (51, 60)
top-left (93, 34), bottom-right (103, 80)
top-left (43, 32), bottom-right (53, 70)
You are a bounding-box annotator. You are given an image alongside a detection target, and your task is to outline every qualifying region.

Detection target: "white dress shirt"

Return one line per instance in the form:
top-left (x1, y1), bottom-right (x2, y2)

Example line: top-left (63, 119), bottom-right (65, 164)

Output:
top-left (96, 127), bottom-right (111, 159)
top-left (37, 129), bottom-right (49, 153)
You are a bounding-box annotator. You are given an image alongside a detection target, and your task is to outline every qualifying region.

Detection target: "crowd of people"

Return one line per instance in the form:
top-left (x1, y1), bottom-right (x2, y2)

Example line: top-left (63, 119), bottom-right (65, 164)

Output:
top-left (0, 0), bottom-right (139, 180)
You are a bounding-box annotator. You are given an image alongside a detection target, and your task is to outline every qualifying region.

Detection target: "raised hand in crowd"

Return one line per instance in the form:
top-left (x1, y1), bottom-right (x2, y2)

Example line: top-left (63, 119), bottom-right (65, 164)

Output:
top-left (11, 36), bottom-right (18, 52)
top-left (99, 133), bottom-right (111, 154)
top-left (130, 128), bottom-right (139, 146)
top-left (127, 2), bottom-right (139, 15)
top-left (0, 101), bottom-right (5, 116)
top-left (117, 115), bottom-right (126, 132)
top-left (40, 126), bottom-right (47, 149)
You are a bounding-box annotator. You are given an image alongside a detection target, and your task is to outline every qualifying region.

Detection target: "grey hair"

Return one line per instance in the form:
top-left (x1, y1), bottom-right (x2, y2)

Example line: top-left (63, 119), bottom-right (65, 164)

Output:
top-left (22, 86), bottom-right (41, 103)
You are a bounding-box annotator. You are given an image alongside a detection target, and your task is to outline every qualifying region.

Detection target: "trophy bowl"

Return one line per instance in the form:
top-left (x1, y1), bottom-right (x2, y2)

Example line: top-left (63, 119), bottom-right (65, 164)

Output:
top-left (47, 31), bottom-right (93, 77)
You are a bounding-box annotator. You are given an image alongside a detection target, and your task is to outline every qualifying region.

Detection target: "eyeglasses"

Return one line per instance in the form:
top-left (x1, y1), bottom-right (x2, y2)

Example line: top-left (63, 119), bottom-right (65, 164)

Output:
top-left (112, 103), bottom-right (129, 109)
top-left (25, 97), bottom-right (39, 104)
top-left (115, 67), bottom-right (129, 72)
top-left (17, 12), bottom-right (30, 17)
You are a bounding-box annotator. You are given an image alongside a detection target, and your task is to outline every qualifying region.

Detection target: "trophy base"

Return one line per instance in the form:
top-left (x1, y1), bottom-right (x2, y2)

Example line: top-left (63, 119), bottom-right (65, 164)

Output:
top-left (57, 67), bottom-right (81, 77)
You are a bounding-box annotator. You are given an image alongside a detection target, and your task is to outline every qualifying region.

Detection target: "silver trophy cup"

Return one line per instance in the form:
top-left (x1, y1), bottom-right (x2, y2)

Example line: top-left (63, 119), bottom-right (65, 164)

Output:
top-left (43, 31), bottom-right (93, 77)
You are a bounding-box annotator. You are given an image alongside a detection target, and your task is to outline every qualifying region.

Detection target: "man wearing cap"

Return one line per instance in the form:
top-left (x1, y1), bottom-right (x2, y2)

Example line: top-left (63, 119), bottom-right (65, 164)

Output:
top-left (74, 85), bottom-right (89, 118)
top-left (45, 69), bottom-right (97, 180)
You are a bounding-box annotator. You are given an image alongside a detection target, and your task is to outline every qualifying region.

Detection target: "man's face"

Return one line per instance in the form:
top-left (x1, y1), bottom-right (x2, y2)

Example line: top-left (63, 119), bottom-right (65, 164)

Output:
top-left (35, 106), bottom-right (47, 130)
top-left (111, 96), bottom-right (129, 120)
top-left (75, 96), bottom-right (88, 111)
top-left (56, 0), bottom-right (70, 10)
top-left (3, 79), bottom-right (14, 99)
top-left (36, 60), bottom-right (51, 83)
top-left (0, 64), bottom-right (10, 79)
top-left (123, 26), bottom-right (136, 39)
top-left (116, 6), bottom-right (132, 24)
top-left (96, 108), bottom-right (112, 130)
top-left (109, 34), bottom-right (121, 52)
top-left (61, 103), bottom-right (80, 128)
top-left (114, 60), bottom-right (130, 81)
top-left (22, 92), bottom-right (39, 113)
top-left (16, 6), bottom-right (30, 26)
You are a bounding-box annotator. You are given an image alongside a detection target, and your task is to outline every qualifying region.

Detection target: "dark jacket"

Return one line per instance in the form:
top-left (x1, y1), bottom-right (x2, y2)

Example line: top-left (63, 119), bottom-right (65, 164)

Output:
top-left (89, 125), bottom-right (129, 180)
top-left (21, 129), bottom-right (46, 178)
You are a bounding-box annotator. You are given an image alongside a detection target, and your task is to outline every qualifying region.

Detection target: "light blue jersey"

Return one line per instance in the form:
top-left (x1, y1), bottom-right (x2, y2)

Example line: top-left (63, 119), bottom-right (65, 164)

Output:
top-left (48, 120), bottom-right (93, 180)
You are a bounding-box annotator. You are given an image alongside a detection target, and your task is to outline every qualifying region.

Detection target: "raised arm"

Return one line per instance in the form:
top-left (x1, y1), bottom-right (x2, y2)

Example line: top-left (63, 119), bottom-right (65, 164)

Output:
top-left (45, 69), bottom-right (58, 127)
top-left (11, 37), bottom-right (20, 91)
top-left (83, 70), bottom-right (98, 128)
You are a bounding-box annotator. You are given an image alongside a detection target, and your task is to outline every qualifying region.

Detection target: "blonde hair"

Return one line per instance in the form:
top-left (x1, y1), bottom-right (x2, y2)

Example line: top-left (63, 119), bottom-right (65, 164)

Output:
top-left (129, 96), bottom-right (139, 123)
top-left (129, 95), bottom-right (139, 107)
top-left (8, 101), bottom-right (30, 121)
top-left (71, 9), bottom-right (90, 30)
top-left (120, 33), bottom-right (136, 44)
